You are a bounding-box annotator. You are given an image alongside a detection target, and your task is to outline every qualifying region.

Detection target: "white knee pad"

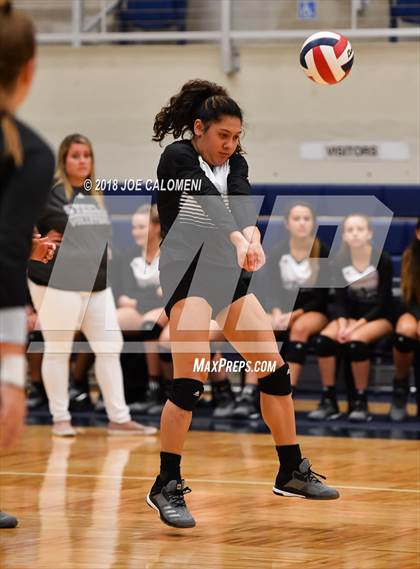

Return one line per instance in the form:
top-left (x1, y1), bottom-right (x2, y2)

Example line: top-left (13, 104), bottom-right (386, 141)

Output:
top-left (0, 354), bottom-right (26, 389)
top-left (0, 307), bottom-right (27, 345)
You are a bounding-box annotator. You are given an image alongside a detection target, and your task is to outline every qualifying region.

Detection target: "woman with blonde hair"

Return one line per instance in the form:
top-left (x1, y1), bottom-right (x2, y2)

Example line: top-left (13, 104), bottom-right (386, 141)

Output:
top-left (262, 202), bottom-right (329, 377)
top-left (27, 133), bottom-right (157, 437)
top-left (115, 203), bottom-right (170, 413)
top-left (116, 204), bottom-right (166, 330)
top-left (232, 201), bottom-right (330, 419)
top-left (312, 213), bottom-right (394, 422)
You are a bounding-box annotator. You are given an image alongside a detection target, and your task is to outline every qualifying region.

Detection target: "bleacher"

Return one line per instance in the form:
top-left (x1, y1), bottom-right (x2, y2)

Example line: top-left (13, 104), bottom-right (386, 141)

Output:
top-left (118, 0), bottom-right (188, 32)
top-left (105, 183), bottom-right (420, 285)
top-left (103, 182), bottom-right (420, 398)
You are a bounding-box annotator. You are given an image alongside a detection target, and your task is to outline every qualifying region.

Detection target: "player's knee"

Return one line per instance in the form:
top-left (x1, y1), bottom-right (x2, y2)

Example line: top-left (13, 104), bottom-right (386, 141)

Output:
top-left (396, 319), bottom-right (417, 339)
top-left (346, 340), bottom-right (371, 362)
top-left (289, 321), bottom-right (309, 342)
top-left (314, 335), bottom-right (338, 357)
top-left (168, 377), bottom-right (205, 411)
top-left (393, 333), bottom-right (418, 353)
top-left (258, 363), bottom-right (291, 396)
top-left (287, 341), bottom-right (307, 364)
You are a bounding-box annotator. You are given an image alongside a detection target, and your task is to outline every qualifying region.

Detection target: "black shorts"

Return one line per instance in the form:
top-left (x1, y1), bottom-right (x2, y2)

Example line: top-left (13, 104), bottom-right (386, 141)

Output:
top-left (160, 258), bottom-right (251, 318)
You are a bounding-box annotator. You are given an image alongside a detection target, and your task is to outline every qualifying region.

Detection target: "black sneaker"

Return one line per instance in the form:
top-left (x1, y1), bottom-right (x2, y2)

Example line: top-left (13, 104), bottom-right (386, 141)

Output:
top-left (389, 382), bottom-right (409, 422)
top-left (308, 393), bottom-right (341, 421)
top-left (273, 458), bottom-right (340, 500)
top-left (146, 478), bottom-right (195, 528)
top-left (133, 379), bottom-right (166, 414)
top-left (147, 380), bottom-right (172, 416)
top-left (212, 379), bottom-right (235, 418)
top-left (69, 384), bottom-right (93, 412)
top-left (232, 385), bottom-right (260, 419)
top-left (348, 398), bottom-right (372, 422)
top-left (0, 511), bottom-right (18, 528)
top-left (27, 382), bottom-right (48, 410)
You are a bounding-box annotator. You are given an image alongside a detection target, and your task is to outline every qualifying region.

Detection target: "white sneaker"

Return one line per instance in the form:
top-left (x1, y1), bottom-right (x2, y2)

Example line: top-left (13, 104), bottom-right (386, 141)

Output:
top-left (107, 420), bottom-right (158, 436)
top-left (52, 421), bottom-right (76, 437)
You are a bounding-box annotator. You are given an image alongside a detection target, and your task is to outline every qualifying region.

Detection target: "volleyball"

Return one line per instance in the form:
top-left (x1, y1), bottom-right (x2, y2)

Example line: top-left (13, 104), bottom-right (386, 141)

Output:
top-left (300, 31), bottom-right (354, 85)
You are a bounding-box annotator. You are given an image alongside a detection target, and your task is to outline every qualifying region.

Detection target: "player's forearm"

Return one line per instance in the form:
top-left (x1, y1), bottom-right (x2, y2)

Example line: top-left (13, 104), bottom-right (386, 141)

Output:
top-left (242, 226), bottom-right (261, 244)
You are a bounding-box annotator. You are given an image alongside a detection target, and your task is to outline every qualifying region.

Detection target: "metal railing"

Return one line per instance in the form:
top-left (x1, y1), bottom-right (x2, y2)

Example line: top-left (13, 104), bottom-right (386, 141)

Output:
top-left (27, 0), bottom-right (420, 72)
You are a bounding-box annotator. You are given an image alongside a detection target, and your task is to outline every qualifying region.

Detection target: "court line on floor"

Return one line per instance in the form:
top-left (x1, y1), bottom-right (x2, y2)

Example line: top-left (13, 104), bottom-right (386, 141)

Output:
top-left (1, 471), bottom-right (419, 494)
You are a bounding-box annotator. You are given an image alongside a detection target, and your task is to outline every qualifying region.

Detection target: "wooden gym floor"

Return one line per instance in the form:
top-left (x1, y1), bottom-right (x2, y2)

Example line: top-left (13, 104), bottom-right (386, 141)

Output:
top-left (0, 426), bottom-right (419, 569)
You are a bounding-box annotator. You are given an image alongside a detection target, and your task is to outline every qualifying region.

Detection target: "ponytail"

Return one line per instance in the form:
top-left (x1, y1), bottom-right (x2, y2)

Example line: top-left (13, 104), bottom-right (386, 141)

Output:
top-left (0, 110), bottom-right (23, 166)
top-left (0, 0), bottom-right (36, 167)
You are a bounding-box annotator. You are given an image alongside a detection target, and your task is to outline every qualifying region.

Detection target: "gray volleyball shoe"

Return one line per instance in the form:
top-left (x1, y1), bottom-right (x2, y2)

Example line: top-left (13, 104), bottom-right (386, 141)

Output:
top-left (389, 383), bottom-right (409, 422)
top-left (0, 511), bottom-right (18, 528)
top-left (307, 394), bottom-right (341, 421)
top-left (273, 458), bottom-right (340, 500)
top-left (146, 478), bottom-right (196, 528)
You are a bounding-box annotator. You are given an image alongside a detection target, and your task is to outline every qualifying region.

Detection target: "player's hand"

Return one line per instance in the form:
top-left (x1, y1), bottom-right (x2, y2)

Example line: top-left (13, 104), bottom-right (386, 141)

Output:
top-left (338, 329), bottom-right (349, 343)
top-left (25, 305), bottom-right (38, 332)
top-left (337, 319), bottom-right (348, 343)
top-left (45, 230), bottom-right (63, 244)
top-left (271, 308), bottom-right (283, 330)
top-left (231, 236), bottom-right (250, 270)
top-left (31, 236), bottom-right (56, 263)
top-left (277, 312), bottom-right (292, 330)
top-left (244, 242), bottom-right (266, 272)
top-left (0, 384), bottom-right (26, 450)
top-left (338, 328), bottom-right (350, 343)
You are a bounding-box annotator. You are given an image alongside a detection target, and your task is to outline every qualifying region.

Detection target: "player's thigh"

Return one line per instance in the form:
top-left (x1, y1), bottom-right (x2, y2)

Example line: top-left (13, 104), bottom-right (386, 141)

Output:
top-left (216, 294), bottom-right (282, 367)
top-left (319, 319), bottom-right (340, 340)
top-left (350, 319), bottom-right (393, 343)
top-left (116, 307), bottom-right (143, 330)
top-left (170, 297), bottom-right (212, 380)
top-left (290, 311), bottom-right (328, 340)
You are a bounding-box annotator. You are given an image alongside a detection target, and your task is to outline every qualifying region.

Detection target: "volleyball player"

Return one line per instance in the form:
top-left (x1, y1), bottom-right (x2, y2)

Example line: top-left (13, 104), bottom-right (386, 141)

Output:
top-left (0, 0), bottom-right (55, 528)
top-left (264, 202), bottom-right (330, 386)
top-left (390, 218), bottom-right (420, 421)
top-left (313, 214), bottom-right (394, 422)
top-left (115, 203), bottom-right (170, 413)
top-left (232, 201), bottom-right (330, 419)
top-left (145, 80), bottom-right (339, 529)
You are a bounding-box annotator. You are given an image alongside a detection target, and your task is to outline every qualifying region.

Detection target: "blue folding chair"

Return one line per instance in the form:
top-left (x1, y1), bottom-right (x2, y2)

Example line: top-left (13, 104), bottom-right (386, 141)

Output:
top-left (118, 0), bottom-right (187, 32)
top-left (389, 0), bottom-right (420, 41)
